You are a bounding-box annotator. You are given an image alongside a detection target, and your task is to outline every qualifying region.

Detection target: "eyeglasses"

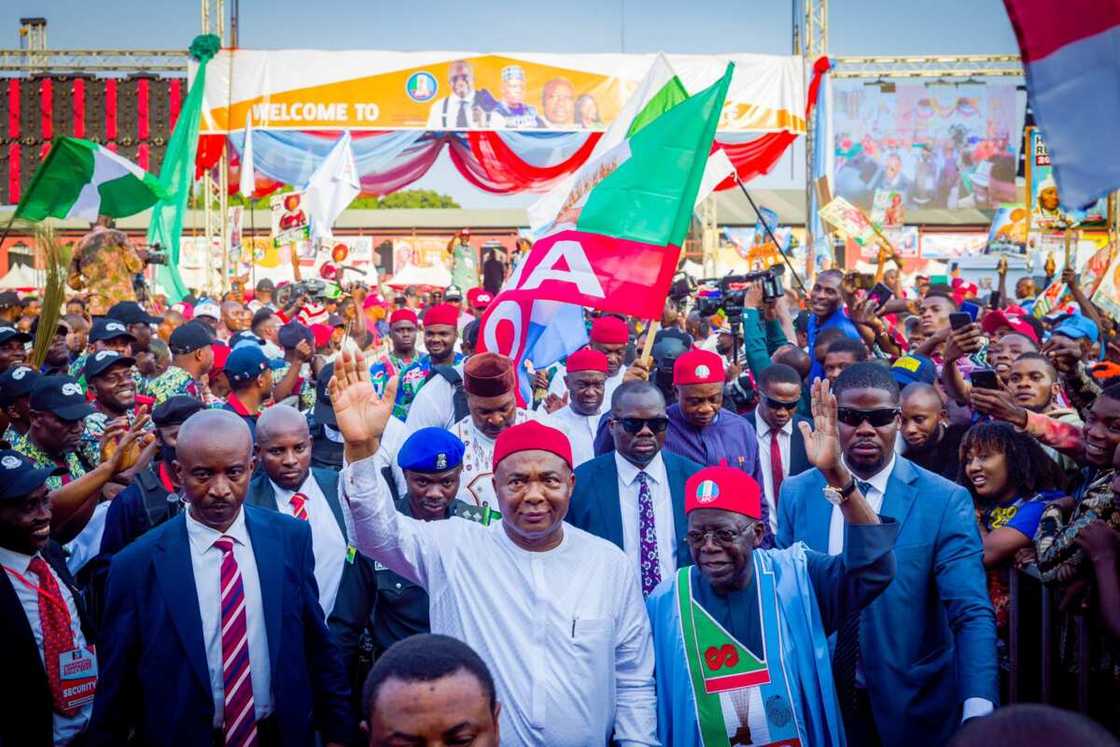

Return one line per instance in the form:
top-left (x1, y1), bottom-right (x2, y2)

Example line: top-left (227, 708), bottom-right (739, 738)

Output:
top-left (764, 396), bottom-right (800, 412)
top-left (836, 407), bottom-right (900, 428)
top-left (685, 524), bottom-right (754, 546)
top-left (616, 416), bottom-right (670, 434)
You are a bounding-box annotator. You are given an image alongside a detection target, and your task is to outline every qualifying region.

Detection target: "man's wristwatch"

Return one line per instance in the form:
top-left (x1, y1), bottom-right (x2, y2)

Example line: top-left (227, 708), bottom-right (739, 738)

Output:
top-left (823, 477), bottom-right (858, 506)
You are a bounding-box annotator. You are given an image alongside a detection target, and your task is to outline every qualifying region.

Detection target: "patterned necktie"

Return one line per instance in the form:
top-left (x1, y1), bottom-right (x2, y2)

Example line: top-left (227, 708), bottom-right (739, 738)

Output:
top-left (636, 471), bottom-right (661, 596)
top-left (456, 99), bottom-right (469, 128)
top-left (27, 556), bottom-right (80, 716)
top-left (289, 492), bottom-right (309, 521)
top-left (769, 429), bottom-right (784, 503)
top-left (213, 537), bottom-right (258, 747)
top-left (832, 480), bottom-right (873, 727)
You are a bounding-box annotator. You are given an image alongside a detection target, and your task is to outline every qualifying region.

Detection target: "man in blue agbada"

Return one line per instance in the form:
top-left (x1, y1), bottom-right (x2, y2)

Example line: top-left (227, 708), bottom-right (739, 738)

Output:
top-left (646, 378), bottom-right (899, 747)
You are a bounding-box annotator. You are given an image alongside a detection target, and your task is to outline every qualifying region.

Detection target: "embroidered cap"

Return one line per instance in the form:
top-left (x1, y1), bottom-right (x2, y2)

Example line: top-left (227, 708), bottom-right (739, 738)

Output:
top-left (492, 420), bottom-right (573, 471)
top-left (673, 349), bottom-right (724, 386)
top-left (685, 464), bottom-right (762, 520)
top-left (29, 375), bottom-right (95, 422)
top-left (84, 349), bottom-right (136, 380)
top-left (0, 365), bottom-right (40, 406)
top-left (0, 449), bottom-right (65, 500)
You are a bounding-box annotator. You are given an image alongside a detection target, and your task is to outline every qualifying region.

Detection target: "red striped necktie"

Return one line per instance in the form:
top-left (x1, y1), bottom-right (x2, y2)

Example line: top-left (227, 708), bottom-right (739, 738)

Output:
top-left (290, 492), bottom-right (309, 521)
top-left (27, 557), bottom-right (80, 716)
top-left (213, 536), bottom-right (258, 747)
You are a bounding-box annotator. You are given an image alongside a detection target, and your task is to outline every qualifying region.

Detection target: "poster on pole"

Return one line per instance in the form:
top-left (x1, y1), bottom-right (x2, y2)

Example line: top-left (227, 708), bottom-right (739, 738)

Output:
top-left (1091, 249), bottom-right (1120, 322)
top-left (819, 196), bottom-right (877, 247)
top-left (1025, 127), bottom-right (1106, 231)
top-left (270, 192), bottom-right (310, 248)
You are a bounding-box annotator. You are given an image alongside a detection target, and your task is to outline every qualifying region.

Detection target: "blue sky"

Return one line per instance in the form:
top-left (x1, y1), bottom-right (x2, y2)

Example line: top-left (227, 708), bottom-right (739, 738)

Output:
top-left (2, 0), bottom-right (1020, 206)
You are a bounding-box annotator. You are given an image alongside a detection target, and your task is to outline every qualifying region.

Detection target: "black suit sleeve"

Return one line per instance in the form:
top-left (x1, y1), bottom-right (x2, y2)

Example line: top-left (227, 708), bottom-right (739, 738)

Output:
top-left (298, 523), bottom-right (355, 745)
top-left (327, 557), bottom-right (377, 694)
top-left (86, 554), bottom-right (143, 746)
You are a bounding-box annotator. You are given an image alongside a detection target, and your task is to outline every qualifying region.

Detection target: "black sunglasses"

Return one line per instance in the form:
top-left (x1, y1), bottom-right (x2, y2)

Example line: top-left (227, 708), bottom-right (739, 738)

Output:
top-left (616, 416), bottom-right (670, 434)
top-left (764, 396), bottom-right (800, 412)
top-left (836, 407), bottom-right (900, 428)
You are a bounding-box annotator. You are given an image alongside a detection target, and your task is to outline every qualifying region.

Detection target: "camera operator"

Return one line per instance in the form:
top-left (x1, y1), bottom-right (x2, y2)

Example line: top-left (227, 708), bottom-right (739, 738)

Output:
top-left (695, 270), bottom-right (793, 384)
top-left (67, 215), bottom-right (154, 316)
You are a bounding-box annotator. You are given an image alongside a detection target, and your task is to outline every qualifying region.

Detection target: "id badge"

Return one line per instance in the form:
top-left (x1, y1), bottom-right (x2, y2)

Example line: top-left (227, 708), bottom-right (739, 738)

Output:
top-left (59, 645), bottom-right (97, 710)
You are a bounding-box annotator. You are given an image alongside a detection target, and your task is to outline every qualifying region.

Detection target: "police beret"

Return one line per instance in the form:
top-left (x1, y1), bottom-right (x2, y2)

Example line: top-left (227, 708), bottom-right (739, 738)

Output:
top-left (397, 427), bottom-right (465, 473)
top-left (152, 395), bottom-right (206, 428)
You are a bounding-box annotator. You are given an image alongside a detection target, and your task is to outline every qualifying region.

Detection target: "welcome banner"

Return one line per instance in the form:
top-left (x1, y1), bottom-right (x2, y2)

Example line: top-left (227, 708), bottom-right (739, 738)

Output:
top-left (194, 50), bottom-right (806, 135)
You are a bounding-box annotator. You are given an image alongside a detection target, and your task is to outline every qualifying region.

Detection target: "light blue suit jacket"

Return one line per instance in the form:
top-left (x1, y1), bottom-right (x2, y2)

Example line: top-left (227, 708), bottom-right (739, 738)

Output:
top-left (775, 456), bottom-right (997, 747)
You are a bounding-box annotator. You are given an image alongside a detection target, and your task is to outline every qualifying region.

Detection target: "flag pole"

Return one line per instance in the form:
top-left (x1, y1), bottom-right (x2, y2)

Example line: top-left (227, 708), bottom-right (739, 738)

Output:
top-left (639, 320), bottom-right (660, 366)
top-left (736, 180), bottom-right (807, 294)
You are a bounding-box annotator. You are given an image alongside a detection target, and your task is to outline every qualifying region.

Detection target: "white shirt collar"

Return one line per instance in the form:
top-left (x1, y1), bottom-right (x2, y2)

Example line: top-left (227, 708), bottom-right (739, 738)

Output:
top-left (185, 505), bottom-right (251, 554)
top-left (269, 472), bottom-right (317, 506)
top-left (842, 453), bottom-right (897, 496)
top-left (755, 410), bottom-right (793, 438)
top-left (0, 545), bottom-right (35, 573)
top-left (614, 450), bottom-right (667, 487)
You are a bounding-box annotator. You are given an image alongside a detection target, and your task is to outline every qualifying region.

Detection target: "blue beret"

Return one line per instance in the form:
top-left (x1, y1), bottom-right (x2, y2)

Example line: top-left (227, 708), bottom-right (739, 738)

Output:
top-left (397, 427), bottom-right (465, 473)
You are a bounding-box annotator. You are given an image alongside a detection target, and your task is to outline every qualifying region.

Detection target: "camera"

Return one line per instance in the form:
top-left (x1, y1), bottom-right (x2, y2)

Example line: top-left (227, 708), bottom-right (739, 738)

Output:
top-left (143, 243), bottom-right (168, 265)
top-left (723, 372), bottom-right (756, 415)
top-left (696, 267), bottom-right (786, 319)
top-left (275, 278), bottom-right (329, 308)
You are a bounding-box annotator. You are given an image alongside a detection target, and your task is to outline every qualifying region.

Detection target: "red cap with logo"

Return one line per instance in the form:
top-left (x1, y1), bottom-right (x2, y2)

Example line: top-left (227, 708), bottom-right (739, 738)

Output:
top-left (565, 347), bottom-right (609, 373)
top-left (424, 303), bottom-right (460, 328)
top-left (685, 464), bottom-right (762, 520)
top-left (467, 287), bottom-right (494, 309)
top-left (980, 310), bottom-right (1039, 344)
top-left (673, 348), bottom-right (724, 386)
top-left (493, 420), bottom-right (573, 470)
top-left (590, 316), bottom-right (628, 345)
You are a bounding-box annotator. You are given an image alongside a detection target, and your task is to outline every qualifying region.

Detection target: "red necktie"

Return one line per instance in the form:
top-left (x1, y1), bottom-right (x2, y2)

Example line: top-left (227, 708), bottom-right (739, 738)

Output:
top-left (770, 429), bottom-right (784, 504)
top-left (213, 537), bottom-right (258, 747)
top-left (27, 556), bottom-right (80, 716)
top-left (289, 493), bottom-right (309, 521)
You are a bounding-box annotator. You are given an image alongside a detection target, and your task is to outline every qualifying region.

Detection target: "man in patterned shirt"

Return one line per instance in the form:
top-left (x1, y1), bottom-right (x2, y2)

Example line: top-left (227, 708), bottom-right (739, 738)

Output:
top-left (66, 217), bottom-right (148, 316)
top-left (79, 351), bottom-right (152, 467)
top-left (369, 309), bottom-right (420, 407)
top-left (17, 376), bottom-right (95, 488)
top-left (147, 321), bottom-right (214, 406)
top-left (0, 325), bottom-right (31, 374)
top-left (0, 364), bottom-right (39, 452)
top-left (389, 304), bottom-right (463, 422)
top-left (273, 321), bottom-right (316, 411)
top-left (68, 318), bottom-right (136, 380)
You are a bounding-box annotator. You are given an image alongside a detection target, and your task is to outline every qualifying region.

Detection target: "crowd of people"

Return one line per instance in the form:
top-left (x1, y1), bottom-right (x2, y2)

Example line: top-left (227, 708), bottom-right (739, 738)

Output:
top-left (3, 229), bottom-right (1120, 747)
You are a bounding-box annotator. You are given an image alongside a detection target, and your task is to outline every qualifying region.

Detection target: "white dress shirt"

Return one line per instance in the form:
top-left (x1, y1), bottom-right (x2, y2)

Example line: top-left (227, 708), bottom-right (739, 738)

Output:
top-left (341, 454), bottom-right (658, 747)
top-left (544, 405), bottom-right (599, 467)
top-left (824, 456), bottom-right (994, 721)
top-left (755, 411), bottom-right (793, 536)
top-left (614, 451), bottom-right (677, 585)
top-left (427, 90), bottom-right (476, 129)
top-left (547, 365), bottom-right (626, 415)
top-left (404, 361), bottom-right (465, 434)
top-left (0, 546), bottom-right (92, 745)
top-left (271, 474), bottom-right (347, 616)
top-left (185, 508), bottom-right (273, 729)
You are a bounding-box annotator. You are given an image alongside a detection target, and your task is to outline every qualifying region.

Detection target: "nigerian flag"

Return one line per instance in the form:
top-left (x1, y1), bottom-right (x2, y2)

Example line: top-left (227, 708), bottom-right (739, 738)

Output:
top-left (14, 137), bottom-right (164, 222)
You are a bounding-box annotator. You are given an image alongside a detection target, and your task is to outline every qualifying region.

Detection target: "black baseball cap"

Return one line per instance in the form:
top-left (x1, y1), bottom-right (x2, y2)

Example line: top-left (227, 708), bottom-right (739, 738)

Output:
top-left (169, 321), bottom-right (214, 355)
top-left (0, 326), bottom-right (32, 345)
top-left (29, 375), bottom-right (95, 421)
top-left (0, 292), bottom-right (22, 309)
top-left (0, 365), bottom-right (40, 406)
top-left (313, 362), bottom-right (336, 427)
top-left (0, 450), bottom-right (64, 500)
top-left (278, 321), bottom-right (313, 350)
top-left (84, 350), bottom-right (136, 380)
top-left (107, 301), bottom-right (161, 326)
top-left (152, 395), bottom-right (205, 428)
top-left (89, 318), bottom-right (136, 343)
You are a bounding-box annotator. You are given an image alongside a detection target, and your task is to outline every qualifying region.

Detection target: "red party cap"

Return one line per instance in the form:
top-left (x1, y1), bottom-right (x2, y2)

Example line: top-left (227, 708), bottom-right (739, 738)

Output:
top-left (492, 420), bottom-right (573, 470)
top-left (210, 343), bottom-right (231, 374)
top-left (673, 348), bottom-right (724, 386)
top-left (590, 315), bottom-right (628, 345)
top-left (565, 347), bottom-right (609, 374)
top-left (310, 324), bottom-right (333, 349)
top-left (389, 308), bottom-right (418, 326)
top-left (424, 303), bottom-right (460, 328)
top-left (466, 287), bottom-right (493, 308)
top-left (685, 464), bottom-right (762, 520)
top-left (463, 352), bottom-right (515, 397)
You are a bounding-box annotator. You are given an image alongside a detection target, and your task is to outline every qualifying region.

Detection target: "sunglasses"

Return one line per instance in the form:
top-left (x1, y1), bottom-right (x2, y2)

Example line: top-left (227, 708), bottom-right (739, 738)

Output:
top-left (616, 416), bottom-right (670, 434)
top-left (836, 407), bottom-right (900, 428)
top-left (764, 396), bottom-right (800, 412)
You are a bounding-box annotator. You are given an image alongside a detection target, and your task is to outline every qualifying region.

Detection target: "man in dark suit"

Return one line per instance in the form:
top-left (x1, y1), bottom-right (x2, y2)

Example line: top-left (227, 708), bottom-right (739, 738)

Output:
top-left (0, 450), bottom-right (94, 747)
top-left (568, 380), bottom-right (702, 597)
top-left (88, 409), bottom-right (351, 747)
top-left (248, 404), bottom-right (348, 616)
top-left (776, 364), bottom-right (997, 747)
top-left (753, 363), bottom-right (813, 538)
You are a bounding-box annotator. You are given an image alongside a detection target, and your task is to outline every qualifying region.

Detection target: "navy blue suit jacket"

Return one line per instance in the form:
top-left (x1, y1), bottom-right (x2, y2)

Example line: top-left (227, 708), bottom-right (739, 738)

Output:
top-left (567, 451), bottom-right (703, 569)
top-left (776, 457), bottom-right (998, 747)
top-left (245, 468), bottom-right (346, 540)
top-left (87, 505), bottom-right (352, 747)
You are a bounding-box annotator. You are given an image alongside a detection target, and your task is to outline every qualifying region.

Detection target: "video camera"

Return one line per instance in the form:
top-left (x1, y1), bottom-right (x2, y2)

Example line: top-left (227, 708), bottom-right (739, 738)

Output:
top-left (695, 267), bottom-right (786, 319)
top-left (143, 242), bottom-right (168, 266)
top-left (275, 278), bottom-right (330, 308)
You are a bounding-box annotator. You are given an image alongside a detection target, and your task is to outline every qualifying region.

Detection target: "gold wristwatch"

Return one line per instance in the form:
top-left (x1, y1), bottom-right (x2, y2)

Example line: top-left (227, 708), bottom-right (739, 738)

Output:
top-left (823, 477), bottom-right (857, 506)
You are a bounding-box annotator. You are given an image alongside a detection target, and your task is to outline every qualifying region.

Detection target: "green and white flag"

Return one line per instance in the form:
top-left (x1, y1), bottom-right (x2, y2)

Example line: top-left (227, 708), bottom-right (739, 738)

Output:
top-left (14, 136), bottom-right (164, 222)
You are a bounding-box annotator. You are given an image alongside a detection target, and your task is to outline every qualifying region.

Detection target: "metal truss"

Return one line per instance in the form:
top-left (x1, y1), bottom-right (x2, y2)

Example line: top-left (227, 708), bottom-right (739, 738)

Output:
top-left (832, 54), bottom-right (1023, 80)
top-left (0, 49), bottom-right (188, 75)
